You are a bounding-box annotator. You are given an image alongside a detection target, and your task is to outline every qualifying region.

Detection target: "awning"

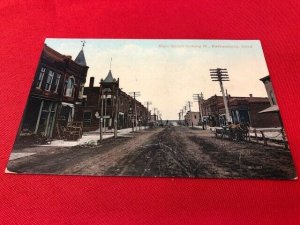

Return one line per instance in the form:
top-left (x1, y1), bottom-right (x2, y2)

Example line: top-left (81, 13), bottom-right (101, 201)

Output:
top-left (258, 104), bottom-right (279, 113)
top-left (62, 102), bottom-right (74, 108)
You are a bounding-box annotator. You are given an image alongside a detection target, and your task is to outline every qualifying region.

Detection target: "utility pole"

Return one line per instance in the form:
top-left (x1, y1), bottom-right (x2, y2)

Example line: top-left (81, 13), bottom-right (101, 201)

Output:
top-left (145, 101), bottom-right (152, 124)
top-left (104, 94), bottom-right (107, 132)
top-left (129, 91), bottom-right (140, 132)
top-left (100, 89), bottom-right (104, 141)
top-left (183, 105), bottom-right (187, 114)
top-left (114, 88), bottom-right (119, 138)
top-left (180, 110), bottom-right (183, 125)
top-left (157, 110), bottom-right (162, 124)
top-left (153, 107), bottom-right (157, 120)
top-left (210, 68), bottom-right (231, 124)
top-left (153, 107), bottom-right (158, 126)
top-left (193, 92), bottom-right (204, 122)
top-left (181, 106), bottom-right (186, 125)
top-left (186, 101), bottom-right (193, 111)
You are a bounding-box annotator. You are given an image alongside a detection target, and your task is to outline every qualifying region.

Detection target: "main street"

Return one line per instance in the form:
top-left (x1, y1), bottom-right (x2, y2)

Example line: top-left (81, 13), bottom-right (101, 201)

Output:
top-left (7, 126), bottom-right (296, 179)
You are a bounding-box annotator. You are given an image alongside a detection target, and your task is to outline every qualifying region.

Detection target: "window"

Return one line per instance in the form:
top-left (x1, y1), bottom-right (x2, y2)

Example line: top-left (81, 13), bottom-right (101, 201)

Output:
top-left (78, 84), bottom-right (84, 99)
top-left (45, 70), bottom-right (54, 91)
top-left (65, 77), bottom-right (75, 97)
top-left (83, 112), bottom-right (92, 125)
top-left (106, 98), bottom-right (112, 106)
top-left (54, 74), bottom-right (61, 93)
top-left (36, 67), bottom-right (46, 89)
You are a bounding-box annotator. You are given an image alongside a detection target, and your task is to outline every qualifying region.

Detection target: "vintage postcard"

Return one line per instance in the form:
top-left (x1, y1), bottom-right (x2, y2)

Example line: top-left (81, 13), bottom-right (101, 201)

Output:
top-left (6, 39), bottom-right (297, 179)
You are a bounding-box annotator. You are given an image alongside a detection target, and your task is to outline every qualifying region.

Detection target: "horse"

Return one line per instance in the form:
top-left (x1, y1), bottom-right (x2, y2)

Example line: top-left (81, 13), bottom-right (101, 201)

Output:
top-left (228, 122), bottom-right (250, 141)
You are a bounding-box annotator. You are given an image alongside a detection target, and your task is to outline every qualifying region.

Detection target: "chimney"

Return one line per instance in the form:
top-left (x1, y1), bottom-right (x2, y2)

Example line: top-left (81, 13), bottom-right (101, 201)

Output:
top-left (89, 77), bottom-right (95, 87)
top-left (249, 94), bottom-right (253, 98)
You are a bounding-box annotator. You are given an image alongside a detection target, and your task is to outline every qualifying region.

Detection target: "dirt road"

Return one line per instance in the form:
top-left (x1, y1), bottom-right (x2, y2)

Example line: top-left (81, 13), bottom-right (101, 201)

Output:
top-left (7, 126), bottom-right (296, 179)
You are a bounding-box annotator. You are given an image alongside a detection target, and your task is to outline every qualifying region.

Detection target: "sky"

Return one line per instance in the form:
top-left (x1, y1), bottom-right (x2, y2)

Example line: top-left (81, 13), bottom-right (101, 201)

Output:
top-left (45, 38), bottom-right (270, 120)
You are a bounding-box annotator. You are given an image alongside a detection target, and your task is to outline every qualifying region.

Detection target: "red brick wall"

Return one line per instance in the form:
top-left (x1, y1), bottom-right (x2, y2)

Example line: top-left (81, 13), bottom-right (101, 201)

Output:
top-left (249, 102), bottom-right (281, 128)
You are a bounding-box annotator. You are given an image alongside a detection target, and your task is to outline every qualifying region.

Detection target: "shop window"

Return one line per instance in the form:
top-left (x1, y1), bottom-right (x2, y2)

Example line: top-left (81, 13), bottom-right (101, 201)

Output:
top-left (36, 67), bottom-right (46, 89)
top-left (54, 74), bottom-right (61, 93)
top-left (45, 70), bottom-right (54, 91)
top-left (78, 84), bottom-right (84, 99)
top-left (83, 112), bottom-right (92, 125)
top-left (106, 98), bottom-right (112, 106)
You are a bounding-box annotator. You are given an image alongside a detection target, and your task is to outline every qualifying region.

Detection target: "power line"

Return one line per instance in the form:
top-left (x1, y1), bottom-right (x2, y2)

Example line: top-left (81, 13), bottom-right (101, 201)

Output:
top-left (193, 92), bottom-right (204, 123)
top-left (129, 92), bottom-right (141, 132)
top-left (210, 68), bottom-right (231, 123)
top-left (186, 101), bottom-right (193, 111)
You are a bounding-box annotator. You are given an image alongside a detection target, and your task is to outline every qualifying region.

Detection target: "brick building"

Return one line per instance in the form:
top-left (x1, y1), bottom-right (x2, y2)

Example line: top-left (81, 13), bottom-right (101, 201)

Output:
top-left (76, 71), bottom-right (149, 131)
top-left (184, 111), bottom-right (200, 126)
top-left (19, 44), bottom-right (89, 138)
top-left (201, 94), bottom-right (281, 128)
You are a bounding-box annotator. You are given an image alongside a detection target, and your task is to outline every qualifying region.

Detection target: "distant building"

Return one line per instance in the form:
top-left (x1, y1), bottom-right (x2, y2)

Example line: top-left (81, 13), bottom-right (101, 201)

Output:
top-left (201, 95), bottom-right (223, 126)
top-left (19, 44), bottom-right (89, 138)
top-left (184, 111), bottom-right (200, 126)
top-left (201, 94), bottom-right (281, 128)
top-left (76, 71), bottom-right (149, 131)
top-left (149, 114), bottom-right (159, 126)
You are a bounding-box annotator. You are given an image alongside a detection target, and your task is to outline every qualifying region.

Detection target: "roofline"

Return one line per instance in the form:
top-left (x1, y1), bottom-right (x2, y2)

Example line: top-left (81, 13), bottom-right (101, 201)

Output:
top-left (206, 95), bottom-right (268, 100)
top-left (44, 43), bottom-right (89, 68)
top-left (260, 75), bottom-right (270, 82)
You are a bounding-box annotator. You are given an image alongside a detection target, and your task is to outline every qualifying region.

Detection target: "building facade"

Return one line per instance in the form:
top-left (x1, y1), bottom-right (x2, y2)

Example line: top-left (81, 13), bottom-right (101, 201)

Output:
top-left (258, 75), bottom-right (282, 126)
top-left (260, 75), bottom-right (277, 106)
top-left (201, 94), bottom-right (281, 128)
top-left (76, 72), bottom-right (150, 131)
top-left (19, 44), bottom-right (88, 138)
top-left (184, 111), bottom-right (200, 126)
top-left (259, 75), bottom-right (279, 113)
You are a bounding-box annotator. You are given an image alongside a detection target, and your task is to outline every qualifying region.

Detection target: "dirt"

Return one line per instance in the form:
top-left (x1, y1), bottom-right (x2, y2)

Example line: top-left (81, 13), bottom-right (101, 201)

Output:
top-left (7, 129), bottom-right (163, 175)
top-left (7, 126), bottom-right (297, 179)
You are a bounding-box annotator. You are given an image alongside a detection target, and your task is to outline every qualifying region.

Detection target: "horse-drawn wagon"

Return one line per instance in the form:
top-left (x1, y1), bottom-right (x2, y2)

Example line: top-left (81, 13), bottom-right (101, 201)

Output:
top-left (215, 122), bottom-right (250, 141)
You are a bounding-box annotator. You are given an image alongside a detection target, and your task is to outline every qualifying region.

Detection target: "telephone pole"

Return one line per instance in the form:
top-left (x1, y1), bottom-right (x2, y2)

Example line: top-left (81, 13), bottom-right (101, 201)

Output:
top-left (186, 101), bottom-right (193, 111)
top-left (100, 89), bottom-right (104, 140)
top-left (183, 105), bottom-right (187, 114)
top-left (153, 107), bottom-right (157, 120)
top-left (129, 92), bottom-right (140, 132)
top-left (193, 93), bottom-right (204, 122)
top-left (193, 92), bottom-right (204, 129)
top-left (180, 109), bottom-right (184, 125)
top-left (210, 68), bottom-right (231, 123)
top-left (114, 88), bottom-right (119, 138)
top-left (145, 101), bottom-right (152, 123)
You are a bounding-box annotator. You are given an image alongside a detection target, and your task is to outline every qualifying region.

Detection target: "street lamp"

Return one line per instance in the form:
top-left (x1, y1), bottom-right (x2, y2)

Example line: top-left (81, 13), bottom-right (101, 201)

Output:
top-left (95, 111), bottom-right (103, 142)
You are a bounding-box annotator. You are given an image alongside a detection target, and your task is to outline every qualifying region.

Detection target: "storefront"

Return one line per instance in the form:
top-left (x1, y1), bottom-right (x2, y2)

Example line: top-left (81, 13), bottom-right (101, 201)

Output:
top-left (59, 102), bottom-right (75, 127)
top-left (21, 97), bottom-right (58, 138)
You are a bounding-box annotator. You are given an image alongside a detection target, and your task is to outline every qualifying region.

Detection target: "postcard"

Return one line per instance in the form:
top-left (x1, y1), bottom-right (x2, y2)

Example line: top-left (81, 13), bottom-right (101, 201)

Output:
top-left (6, 39), bottom-right (297, 179)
